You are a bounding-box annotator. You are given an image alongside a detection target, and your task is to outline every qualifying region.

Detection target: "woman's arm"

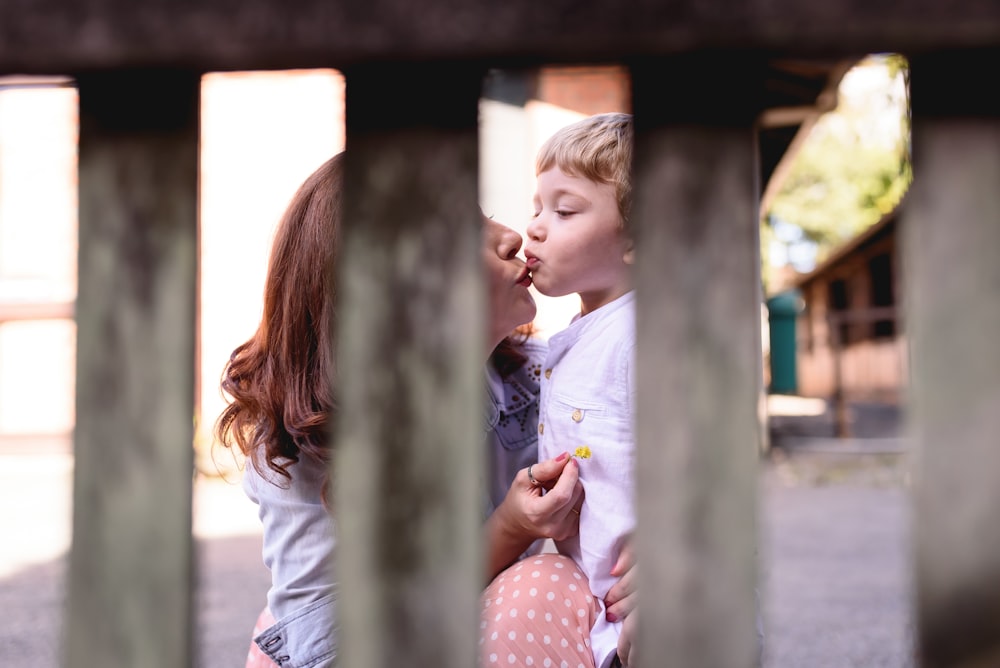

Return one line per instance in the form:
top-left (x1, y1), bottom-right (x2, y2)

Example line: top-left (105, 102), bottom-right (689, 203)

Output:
top-left (484, 452), bottom-right (583, 582)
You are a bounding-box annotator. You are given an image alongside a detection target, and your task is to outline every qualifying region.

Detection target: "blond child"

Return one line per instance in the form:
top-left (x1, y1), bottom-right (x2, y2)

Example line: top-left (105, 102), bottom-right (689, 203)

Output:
top-left (481, 113), bottom-right (637, 668)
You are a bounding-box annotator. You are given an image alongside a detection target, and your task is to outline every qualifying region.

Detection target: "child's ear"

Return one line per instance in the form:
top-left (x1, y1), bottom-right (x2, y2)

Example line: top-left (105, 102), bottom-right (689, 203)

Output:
top-left (623, 238), bottom-right (635, 266)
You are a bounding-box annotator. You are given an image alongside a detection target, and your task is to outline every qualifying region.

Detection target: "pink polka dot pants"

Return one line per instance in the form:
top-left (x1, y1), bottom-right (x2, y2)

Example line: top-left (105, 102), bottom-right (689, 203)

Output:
top-left (480, 553), bottom-right (598, 668)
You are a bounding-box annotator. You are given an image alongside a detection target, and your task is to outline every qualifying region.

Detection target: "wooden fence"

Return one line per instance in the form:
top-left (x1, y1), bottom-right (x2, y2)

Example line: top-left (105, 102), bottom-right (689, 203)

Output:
top-left (2, 2), bottom-right (999, 666)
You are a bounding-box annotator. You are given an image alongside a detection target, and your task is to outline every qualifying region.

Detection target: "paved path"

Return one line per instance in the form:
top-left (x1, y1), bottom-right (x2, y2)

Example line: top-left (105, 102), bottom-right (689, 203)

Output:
top-left (2, 444), bottom-right (915, 667)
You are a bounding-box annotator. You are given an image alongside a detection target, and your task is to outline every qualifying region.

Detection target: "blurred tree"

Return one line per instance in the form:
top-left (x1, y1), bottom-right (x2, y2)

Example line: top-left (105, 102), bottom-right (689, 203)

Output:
top-left (763, 54), bottom-right (911, 290)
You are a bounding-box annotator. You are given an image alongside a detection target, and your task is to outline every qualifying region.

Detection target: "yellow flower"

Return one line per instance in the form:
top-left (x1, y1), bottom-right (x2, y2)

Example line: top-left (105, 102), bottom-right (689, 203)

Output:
top-left (573, 445), bottom-right (592, 460)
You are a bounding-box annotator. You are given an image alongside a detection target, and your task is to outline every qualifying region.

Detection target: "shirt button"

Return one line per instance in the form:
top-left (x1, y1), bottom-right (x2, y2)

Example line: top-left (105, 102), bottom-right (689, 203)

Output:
top-left (544, 369), bottom-right (552, 379)
top-left (538, 423), bottom-right (544, 434)
top-left (571, 409), bottom-right (583, 422)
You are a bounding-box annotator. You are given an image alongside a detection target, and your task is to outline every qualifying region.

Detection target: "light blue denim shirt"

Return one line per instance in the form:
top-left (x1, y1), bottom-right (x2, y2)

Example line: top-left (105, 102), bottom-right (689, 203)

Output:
top-left (245, 337), bottom-right (546, 667)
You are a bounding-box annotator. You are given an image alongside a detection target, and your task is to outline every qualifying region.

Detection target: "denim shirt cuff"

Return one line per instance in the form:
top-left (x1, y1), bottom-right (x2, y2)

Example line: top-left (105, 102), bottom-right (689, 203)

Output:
top-left (254, 593), bottom-right (338, 668)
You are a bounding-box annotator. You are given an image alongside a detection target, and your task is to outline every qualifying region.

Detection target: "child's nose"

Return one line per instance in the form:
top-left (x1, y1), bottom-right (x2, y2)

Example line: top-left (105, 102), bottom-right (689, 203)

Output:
top-left (527, 217), bottom-right (543, 241)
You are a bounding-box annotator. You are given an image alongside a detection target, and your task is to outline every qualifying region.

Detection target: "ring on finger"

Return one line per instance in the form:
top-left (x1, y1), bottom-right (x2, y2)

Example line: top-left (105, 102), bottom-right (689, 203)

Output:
top-left (527, 464), bottom-right (541, 486)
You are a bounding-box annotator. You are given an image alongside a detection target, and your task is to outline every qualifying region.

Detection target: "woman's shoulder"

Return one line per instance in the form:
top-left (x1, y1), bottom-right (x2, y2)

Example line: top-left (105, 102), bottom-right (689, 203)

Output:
top-left (519, 335), bottom-right (548, 360)
top-left (509, 336), bottom-right (547, 390)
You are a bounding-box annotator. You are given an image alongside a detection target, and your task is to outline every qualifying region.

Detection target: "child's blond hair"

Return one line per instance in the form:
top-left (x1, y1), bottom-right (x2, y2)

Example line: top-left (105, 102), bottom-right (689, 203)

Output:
top-left (535, 112), bottom-right (633, 231)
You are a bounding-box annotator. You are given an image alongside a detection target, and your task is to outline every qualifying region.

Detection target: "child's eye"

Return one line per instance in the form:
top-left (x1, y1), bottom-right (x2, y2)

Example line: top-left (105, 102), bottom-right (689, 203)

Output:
top-left (531, 210), bottom-right (541, 219)
top-left (555, 210), bottom-right (575, 218)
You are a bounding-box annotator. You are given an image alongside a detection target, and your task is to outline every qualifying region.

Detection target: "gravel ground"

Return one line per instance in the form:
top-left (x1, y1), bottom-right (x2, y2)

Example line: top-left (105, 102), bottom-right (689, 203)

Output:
top-left (2, 433), bottom-right (916, 667)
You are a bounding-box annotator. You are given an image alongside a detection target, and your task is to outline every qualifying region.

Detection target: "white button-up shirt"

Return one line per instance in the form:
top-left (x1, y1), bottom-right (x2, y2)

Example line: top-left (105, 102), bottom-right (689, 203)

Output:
top-left (537, 290), bottom-right (636, 668)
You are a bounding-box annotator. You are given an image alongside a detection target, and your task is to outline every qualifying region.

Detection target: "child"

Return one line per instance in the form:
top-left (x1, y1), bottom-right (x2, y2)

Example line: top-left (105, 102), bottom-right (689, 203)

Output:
top-left (527, 112), bottom-right (636, 668)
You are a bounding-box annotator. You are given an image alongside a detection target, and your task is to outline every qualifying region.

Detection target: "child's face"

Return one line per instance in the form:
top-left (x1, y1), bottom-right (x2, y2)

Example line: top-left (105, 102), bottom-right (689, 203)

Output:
top-left (526, 167), bottom-right (633, 315)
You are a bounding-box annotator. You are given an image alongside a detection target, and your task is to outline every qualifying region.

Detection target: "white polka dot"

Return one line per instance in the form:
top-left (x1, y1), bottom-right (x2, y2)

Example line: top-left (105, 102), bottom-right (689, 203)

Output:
top-left (480, 621), bottom-right (487, 629)
top-left (499, 585), bottom-right (505, 593)
top-left (496, 597), bottom-right (504, 605)
top-left (543, 635), bottom-right (551, 645)
top-left (509, 608), bottom-right (518, 618)
top-left (534, 559), bottom-right (544, 564)
top-left (561, 638), bottom-right (569, 648)
top-left (564, 598), bottom-right (571, 607)
top-left (529, 588), bottom-right (538, 597)
top-left (577, 608), bottom-right (586, 617)
top-left (578, 664), bottom-right (585, 668)
top-left (585, 638), bottom-right (591, 647)
top-left (573, 572), bottom-right (582, 580)
top-left (561, 618), bottom-right (570, 626)
top-left (491, 632), bottom-right (498, 641)
top-left (532, 571), bottom-right (541, 578)
top-left (527, 609), bottom-right (536, 620)
top-left (569, 584), bottom-right (577, 592)
top-left (508, 631), bottom-right (517, 641)
top-left (495, 613), bottom-right (502, 621)
top-left (489, 653), bottom-right (498, 663)
top-left (545, 613), bottom-right (552, 622)
top-left (514, 575), bottom-right (522, 582)
top-left (508, 653), bottom-right (516, 664)
top-left (513, 590), bottom-right (521, 598)
top-left (577, 644), bottom-right (584, 653)
top-left (485, 599), bottom-right (492, 608)
top-left (543, 659), bottom-right (552, 668)
top-left (526, 658), bottom-right (534, 666)
top-left (546, 592), bottom-right (556, 601)
top-left (526, 633), bottom-right (535, 642)
top-left (515, 564), bottom-right (523, 571)
top-left (550, 574), bottom-right (560, 582)
top-left (561, 661), bottom-right (569, 668)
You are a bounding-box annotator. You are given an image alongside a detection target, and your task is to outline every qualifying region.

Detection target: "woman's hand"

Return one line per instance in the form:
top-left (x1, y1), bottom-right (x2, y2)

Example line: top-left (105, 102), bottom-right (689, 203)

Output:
top-left (507, 452), bottom-right (584, 540)
top-left (604, 533), bottom-right (637, 622)
top-left (485, 452), bottom-right (584, 581)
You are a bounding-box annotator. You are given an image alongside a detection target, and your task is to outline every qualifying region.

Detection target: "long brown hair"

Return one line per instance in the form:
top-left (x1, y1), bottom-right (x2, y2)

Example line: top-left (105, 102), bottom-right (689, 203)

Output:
top-left (489, 323), bottom-right (536, 378)
top-left (215, 153), bottom-right (342, 481)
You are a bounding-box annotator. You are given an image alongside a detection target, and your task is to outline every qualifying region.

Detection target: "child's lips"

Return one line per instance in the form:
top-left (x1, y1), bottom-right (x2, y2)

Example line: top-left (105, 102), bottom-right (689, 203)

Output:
top-left (524, 253), bottom-right (540, 271)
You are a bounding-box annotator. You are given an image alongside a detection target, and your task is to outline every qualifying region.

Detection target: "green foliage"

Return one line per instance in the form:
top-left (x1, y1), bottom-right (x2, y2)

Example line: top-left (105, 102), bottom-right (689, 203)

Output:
top-left (765, 55), bottom-right (912, 268)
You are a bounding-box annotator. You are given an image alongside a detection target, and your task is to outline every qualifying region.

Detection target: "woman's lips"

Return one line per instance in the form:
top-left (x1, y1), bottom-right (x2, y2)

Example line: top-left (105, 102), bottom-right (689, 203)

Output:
top-left (516, 268), bottom-right (533, 288)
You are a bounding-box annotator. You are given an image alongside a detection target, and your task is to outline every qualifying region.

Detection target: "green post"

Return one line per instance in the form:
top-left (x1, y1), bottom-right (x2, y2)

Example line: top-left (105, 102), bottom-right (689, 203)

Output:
top-left (766, 290), bottom-right (802, 394)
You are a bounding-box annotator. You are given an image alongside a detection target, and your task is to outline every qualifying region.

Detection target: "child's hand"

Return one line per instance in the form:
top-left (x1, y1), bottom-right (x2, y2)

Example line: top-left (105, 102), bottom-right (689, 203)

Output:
top-left (604, 532), bottom-right (637, 621)
top-left (617, 610), bottom-right (638, 667)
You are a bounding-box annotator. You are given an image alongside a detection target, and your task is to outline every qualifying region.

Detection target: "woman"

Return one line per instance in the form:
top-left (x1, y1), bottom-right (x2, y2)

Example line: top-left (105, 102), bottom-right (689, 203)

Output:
top-left (216, 153), bottom-right (614, 668)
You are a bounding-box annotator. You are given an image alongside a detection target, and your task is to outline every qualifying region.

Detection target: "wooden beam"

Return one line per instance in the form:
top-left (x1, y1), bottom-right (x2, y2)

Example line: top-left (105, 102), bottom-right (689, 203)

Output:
top-left (2, 1), bottom-right (1000, 73)
top-left (334, 61), bottom-right (485, 668)
top-left (65, 69), bottom-right (199, 668)
top-left (632, 52), bottom-right (764, 667)
top-left (907, 50), bottom-right (1000, 668)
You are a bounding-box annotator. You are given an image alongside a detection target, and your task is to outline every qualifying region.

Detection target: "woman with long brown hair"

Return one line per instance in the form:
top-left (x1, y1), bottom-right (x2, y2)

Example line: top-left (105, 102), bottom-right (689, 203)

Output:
top-left (217, 153), bottom-right (592, 667)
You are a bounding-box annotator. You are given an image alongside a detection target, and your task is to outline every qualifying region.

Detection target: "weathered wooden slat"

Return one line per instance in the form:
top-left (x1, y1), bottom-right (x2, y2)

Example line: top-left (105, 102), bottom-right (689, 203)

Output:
top-left (632, 54), bottom-right (764, 667)
top-left (2, 1), bottom-right (1000, 74)
top-left (907, 51), bottom-right (1000, 668)
top-left (65, 70), bottom-right (199, 668)
top-left (334, 62), bottom-right (485, 668)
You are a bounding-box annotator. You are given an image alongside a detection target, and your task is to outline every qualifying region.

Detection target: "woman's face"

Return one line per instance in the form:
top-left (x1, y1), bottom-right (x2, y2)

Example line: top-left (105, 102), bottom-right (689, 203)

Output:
top-left (482, 214), bottom-right (536, 348)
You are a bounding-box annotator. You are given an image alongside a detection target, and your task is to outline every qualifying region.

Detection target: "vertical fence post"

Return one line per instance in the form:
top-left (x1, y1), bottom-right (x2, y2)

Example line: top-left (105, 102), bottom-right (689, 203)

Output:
top-left (631, 52), bottom-right (765, 667)
top-left (907, 50), bottom-right (1000, 668)
top-left (65, 70), bottom-right (200, 668)
top-left (334, 61), bottom-right (486, 668)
